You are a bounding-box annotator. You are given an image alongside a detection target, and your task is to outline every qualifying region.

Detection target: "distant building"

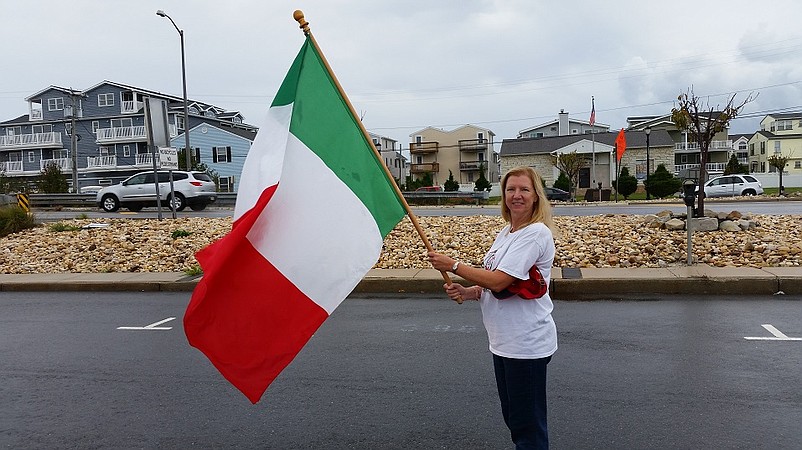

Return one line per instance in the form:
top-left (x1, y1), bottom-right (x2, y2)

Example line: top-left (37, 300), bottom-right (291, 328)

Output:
top-left (500, 130), bottom-right (674, 191)
top-left (748, 113), bottom-right (802, 174)
top-left (408, 124), bottom-right (498, 187)
top-left (517, 109), bottom-right (609, 139)
top-left (369, 132), bottom-right (408, 181)
top-left (0, 80), bottom-right (257, 192)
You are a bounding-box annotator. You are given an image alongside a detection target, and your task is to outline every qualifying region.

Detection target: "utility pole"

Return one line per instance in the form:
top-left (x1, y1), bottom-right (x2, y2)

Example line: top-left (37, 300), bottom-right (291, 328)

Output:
top-left (69, 89), bottom-right (78, 192)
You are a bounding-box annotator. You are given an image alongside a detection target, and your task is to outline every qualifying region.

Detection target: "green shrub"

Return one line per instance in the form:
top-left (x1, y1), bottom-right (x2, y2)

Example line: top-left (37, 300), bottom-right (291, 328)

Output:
top-left (613, 167), bottom-right (638, 199)
top-left (444, 170), bottom-right (460, 191)
top-left (474, 163), bottom-right (492, 192)
top-left (184, 264), bottom-right (203, 276)
top-left (553, 172), bottom-right (570, 191)
top-left (0, 205), bottom-right (36, 238)
top-left (644, 164), bottom-right (683, 198)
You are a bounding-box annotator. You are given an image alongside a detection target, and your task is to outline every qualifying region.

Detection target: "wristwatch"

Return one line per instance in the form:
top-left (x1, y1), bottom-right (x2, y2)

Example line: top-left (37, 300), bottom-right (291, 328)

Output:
top-left (451, 261), bottom-right (460, 273)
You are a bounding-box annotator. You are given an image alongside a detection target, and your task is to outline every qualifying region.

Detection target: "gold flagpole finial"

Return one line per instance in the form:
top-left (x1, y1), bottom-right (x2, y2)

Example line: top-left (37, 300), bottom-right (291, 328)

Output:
top-left (293, 10), bottom-right (310, 35)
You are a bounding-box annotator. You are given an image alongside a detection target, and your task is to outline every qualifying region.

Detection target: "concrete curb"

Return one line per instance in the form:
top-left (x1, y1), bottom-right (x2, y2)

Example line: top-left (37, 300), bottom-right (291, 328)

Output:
top-left (0, 266), bottom-right (799, 297)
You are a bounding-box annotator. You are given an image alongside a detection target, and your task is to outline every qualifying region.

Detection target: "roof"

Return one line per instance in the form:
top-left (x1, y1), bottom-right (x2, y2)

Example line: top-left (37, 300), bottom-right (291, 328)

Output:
top-left (0, 114), bottom-right (31, 125)
top-left (500, 130), bottom-right (674, 156)
top-left (766, 111), bottom-right (802, 120)
top-left (409, 124), bottom-right (495, 138)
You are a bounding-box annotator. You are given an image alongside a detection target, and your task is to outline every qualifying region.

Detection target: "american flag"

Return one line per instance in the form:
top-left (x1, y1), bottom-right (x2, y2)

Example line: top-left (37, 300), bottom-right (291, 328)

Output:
top-left (589, 96), bottom-right (596, 126)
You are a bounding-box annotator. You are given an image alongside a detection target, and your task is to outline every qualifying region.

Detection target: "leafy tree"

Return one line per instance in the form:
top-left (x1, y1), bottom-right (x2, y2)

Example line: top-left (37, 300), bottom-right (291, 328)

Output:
top-left (552, 151), bottom-right (585, 199)
top-left (177, 148), bottom-right (205, 171)
top-left (671, 87), bottom-right (755, 215)
top-left (444, 170), bottom-right (460, 191)
top-left (553, 172), bottom-right (570, 192)
top-left (474, 163), bottom-right (492, 192)
top-left (644, 164), bottom-right (682, 199)
top-left (768, 154), bottom-right (790, 195)
top-left (723, 154), bottom-right (749, 175)
top-left (37, 162), bottom-right (69, 193)
top-left (612, 166), bottom-right (637, 199)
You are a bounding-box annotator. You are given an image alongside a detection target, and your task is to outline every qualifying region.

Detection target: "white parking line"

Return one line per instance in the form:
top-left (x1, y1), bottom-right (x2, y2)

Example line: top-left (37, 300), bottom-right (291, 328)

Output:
top-left (744, 324), bottom-right (802, 341)
top-left (117, 317), bottom-right (176, 331)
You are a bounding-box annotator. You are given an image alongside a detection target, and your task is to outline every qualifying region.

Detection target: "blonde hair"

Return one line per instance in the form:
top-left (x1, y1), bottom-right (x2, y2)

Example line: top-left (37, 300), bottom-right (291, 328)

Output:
top-left (500, 166), bottom-right (557, 234)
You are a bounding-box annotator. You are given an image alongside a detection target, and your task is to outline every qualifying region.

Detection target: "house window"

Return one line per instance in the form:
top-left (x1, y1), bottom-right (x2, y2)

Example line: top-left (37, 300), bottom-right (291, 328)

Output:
top-left (99, 146), bottom-right (111, 155)
top-left (122, 145), bottom-right (131, 157)
top-left (535, 132), bottom-right (544, 138)
top-left (477, 132), bottom-right (484, 142)
top-left (110, 118), bottom-right (132, 128)
top-left (760, 162), bottom-right (766, 172)
top-left (795, 161), bottom-right (801, 169)
top-left (92, 121), bottom-right (99, 133)
top-left (54, 149), bottom-right (68, 159)
top-left (65, 123), bottom-right (72, 136)
top-left (739, 142), bottom-right (747, 151)
top-left (28, 151), bottom-right (35, 162)
top-left (5, 126), bottom-right (21, 136)
top-left (98, 93), bottom-right (114, 107)
top-left (219, 176), bottom-right (235, 192)
top-left (212, 146), bottom-right (232, 163)
top-left (48, 97), bottom-right (64, 111)
top-left (760, 142), bottom-right (765, 154)
top-left (32, 124), bottom-right (53, 134)
top-left (571, 129), bottom-right (578, 134)
top-left (189, 106), bottom-right (199, 115)
top-left (194, 148), bottom-right (201, 164)
top-left (176, 115), bottom-right (185, 130)
top-left (774, 141), bottom-right (781, 154)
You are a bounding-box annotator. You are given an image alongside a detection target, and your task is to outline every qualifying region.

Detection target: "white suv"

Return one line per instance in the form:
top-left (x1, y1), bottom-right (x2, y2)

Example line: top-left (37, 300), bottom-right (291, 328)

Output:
top-left (96, 171), bottom-right (217, 212)
top-left (701, 174), bottom-right (764, 198)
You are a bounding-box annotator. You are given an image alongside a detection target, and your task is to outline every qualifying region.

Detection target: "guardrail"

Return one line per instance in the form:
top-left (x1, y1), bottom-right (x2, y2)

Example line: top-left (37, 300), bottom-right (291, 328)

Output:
top-left (22, 191), bottom-right (489, 209)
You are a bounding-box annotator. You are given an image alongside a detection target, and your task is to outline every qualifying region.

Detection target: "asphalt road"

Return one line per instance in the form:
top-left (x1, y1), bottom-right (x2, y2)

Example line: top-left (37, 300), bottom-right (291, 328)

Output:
top-left (31, 199), bottom-right (802, 221)
top-left (2, 293), bottom-right (801, 449)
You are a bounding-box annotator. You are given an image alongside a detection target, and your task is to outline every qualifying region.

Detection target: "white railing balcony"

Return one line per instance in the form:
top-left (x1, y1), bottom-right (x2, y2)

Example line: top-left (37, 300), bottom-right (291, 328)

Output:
top-left (87, 155), bottom-right (117, 169)
top-left (1, 161), bottom-right (24, 173)
top-left (135, 153), bottom-right (154, 166)
top-left (675, 163), bottom-right (726, 172)
top-left (121, 101), bottom-right (143, 114)
top-left (0, 132), bottom-right (63, 149)
top-left (40, 158), bottom-right (71, 171)
top-left (95, 126), bottom-right (147, 143)
top-left (674, 140), bottom-right (733, 152)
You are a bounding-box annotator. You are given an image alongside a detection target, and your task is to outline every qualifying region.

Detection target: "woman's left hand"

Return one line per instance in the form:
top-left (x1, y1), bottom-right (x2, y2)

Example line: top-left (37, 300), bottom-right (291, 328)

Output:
top-left (427, 251), bottom-right (455, 273)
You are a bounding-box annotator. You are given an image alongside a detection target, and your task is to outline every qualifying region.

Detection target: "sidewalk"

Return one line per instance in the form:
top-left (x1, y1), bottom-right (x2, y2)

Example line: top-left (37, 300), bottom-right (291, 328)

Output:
top-left (1, 265), bottom-right (799, 298)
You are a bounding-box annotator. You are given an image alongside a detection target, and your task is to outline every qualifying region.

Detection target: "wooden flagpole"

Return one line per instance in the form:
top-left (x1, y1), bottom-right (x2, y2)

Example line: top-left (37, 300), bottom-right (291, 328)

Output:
top-left (293, 10), bottom-right (461, 302)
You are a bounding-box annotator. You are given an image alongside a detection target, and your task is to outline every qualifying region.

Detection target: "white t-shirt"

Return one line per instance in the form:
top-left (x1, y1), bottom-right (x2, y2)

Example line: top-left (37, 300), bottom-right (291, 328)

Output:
top-left (479, 222), bottom-right (557, 359)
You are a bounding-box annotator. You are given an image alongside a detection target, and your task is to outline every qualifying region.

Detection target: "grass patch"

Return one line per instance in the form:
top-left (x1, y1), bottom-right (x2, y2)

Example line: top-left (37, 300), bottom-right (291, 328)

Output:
top-left (184, 265), bottom-right (203, 276)
top-left (171, 229), bottom-right (193, 239)
top-left (75, 213), bottom-right (89, 219)
top-left (0, 205), bottom-right (36, 238)
top-left (49, 222), bottom-right (82, 232)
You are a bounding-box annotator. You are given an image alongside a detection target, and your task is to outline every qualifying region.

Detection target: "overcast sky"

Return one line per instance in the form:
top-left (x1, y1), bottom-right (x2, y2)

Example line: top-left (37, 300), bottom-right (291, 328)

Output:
top-left (3, 0), bottom-right (802, 150)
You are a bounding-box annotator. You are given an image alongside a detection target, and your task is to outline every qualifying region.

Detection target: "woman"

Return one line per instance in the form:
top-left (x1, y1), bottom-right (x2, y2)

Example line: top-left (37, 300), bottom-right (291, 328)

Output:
top-left (428, 166), bottom-right (557, 450)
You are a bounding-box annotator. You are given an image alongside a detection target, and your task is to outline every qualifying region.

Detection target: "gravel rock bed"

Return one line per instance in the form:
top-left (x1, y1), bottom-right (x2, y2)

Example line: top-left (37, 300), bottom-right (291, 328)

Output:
top-left (1, 213), bottom-right (800, 274)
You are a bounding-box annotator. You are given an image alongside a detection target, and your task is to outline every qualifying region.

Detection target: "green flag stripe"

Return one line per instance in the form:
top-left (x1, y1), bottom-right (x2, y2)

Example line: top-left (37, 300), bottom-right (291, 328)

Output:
top-left (272, 39), bottom-right (405, 237)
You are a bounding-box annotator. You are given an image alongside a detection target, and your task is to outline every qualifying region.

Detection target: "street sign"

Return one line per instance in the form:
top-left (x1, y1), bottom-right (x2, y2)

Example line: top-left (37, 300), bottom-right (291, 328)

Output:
top-left (158, 147), bottom-right (179, 170)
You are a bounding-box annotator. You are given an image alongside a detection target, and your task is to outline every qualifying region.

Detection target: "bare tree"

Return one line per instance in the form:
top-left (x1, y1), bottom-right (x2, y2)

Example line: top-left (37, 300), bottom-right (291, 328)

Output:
top-left (670, 87), bottom-right (756, 215)
top-left (767, 154), bottom-right (790, 196)
top-left (552, 151), bottom-right (585, 200)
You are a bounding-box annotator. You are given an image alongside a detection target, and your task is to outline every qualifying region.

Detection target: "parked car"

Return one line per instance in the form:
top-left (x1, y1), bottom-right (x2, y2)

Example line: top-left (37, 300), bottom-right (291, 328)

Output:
top-left (544, 187), bottom-right (572, 202)
top-left (700, 174), bottom-right (764, 198)
top-left (415, 186), bottom-right (443, 192)
top-left (96, 170), bottom-right (217, 212)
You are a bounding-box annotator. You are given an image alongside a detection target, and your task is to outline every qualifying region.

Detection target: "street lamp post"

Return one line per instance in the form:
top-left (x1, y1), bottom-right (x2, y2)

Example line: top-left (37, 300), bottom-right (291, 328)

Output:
top-left (156, 10), bottom-right (192, 171)
top-left (645, 126), bottom-right (651, 200)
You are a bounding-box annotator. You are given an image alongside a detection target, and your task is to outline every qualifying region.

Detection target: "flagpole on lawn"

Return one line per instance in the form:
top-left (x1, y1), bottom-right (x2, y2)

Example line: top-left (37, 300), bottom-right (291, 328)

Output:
top-left (294, 10), bottom-right (462, 302)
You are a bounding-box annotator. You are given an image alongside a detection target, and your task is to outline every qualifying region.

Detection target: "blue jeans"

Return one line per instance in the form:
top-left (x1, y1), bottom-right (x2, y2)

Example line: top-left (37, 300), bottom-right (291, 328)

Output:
top-left (492, 354), bottom-right (552, 450)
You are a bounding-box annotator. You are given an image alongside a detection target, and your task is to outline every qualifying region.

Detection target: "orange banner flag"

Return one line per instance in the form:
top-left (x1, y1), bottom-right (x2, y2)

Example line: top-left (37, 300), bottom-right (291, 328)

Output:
top-left (615, 129), bottom-right (627, 162)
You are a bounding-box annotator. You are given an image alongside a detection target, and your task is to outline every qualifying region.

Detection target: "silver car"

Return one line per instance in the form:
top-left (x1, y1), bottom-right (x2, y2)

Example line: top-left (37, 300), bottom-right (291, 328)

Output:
top-left (96, 170), bottom-right (217, 212)
top-left (702, 174), bottom-right (764, 198)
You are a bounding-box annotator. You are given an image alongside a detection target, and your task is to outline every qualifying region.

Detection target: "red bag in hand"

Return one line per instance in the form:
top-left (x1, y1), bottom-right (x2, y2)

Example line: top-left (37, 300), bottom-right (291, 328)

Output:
top-left (492, 265), bottom-right (548, 300)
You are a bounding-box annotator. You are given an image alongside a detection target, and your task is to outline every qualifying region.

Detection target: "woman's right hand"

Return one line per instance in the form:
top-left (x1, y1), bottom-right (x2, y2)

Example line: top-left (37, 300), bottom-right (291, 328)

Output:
top-left (444, 283), bottom-right (475, 302)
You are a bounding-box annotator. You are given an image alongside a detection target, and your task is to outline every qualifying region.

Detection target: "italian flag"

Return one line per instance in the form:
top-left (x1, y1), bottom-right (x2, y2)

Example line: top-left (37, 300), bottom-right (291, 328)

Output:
top-left (184, 37), bottom-right (407, 404)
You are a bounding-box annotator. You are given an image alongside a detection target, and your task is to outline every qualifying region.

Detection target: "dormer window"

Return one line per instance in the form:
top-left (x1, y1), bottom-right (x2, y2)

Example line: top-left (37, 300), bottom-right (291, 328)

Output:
top-left (189, 106), bottom-right (199, 115)
top-left (98, 93), bottom-right (114, 107)
top-left (48, 97), bottom-right (64, 111)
